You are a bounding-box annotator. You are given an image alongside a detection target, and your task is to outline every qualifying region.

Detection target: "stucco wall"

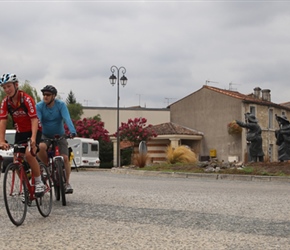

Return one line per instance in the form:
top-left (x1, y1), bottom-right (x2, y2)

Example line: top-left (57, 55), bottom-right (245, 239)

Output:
top-left (170, 88), bottom-right (244, 162)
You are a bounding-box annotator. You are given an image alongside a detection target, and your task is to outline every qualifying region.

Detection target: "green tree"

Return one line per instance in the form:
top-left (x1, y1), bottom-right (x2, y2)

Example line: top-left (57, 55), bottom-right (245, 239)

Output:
top-left (99, 140), bottom-right (113, 168)
top-left (67, 103), bottom-right (83, 121)
top-left (65, 91), bottom-right (83, 120)
top-left (66, 90), bottom-right (77, 105)
top-left (20, 80), bottom-right (41, 102)
top-left (93, 114), bottom-right (101, 122)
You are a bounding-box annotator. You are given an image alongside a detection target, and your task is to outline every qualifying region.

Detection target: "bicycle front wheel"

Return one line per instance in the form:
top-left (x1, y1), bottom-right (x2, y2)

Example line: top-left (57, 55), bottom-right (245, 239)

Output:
top-left (55, 158), bottom-right (66, 206)
top-left (3, 163), bottom-right (27, 226)
top-left (36, 163), bottom-right (52, 217)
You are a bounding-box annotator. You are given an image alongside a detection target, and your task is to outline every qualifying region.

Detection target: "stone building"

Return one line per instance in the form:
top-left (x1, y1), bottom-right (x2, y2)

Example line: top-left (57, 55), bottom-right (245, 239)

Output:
top-left (170, 85), bottom-right (290, 162)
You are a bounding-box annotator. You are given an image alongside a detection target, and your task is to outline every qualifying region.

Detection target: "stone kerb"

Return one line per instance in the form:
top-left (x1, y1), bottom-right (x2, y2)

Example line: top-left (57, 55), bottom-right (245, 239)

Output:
top-left (110, 168), bottom-right (290, 183)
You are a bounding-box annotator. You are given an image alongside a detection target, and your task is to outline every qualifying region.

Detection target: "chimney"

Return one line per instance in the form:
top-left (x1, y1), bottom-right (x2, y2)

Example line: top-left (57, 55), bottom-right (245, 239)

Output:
top-left (261, 89), bottom-right (271, 102)
top-left (253, 87), bottom-right (261, 99)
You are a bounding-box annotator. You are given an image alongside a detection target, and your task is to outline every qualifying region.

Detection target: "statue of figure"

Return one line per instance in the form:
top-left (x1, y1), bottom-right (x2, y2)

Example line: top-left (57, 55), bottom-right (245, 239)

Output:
top-left (236, 113), bottom-right (264, 162)
top-left (275, 115), bottom-right (290, 162)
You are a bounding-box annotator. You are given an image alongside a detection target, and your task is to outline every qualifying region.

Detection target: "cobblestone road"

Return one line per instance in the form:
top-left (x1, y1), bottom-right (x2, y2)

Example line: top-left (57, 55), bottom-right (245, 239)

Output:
top-left (0, 170), bottom-right (290, 250)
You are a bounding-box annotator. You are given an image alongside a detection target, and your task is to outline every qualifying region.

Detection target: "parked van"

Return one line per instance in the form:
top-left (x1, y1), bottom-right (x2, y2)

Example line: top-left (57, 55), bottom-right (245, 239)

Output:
top-left (0, 129), bottom-right (16, 173)
top-left (67, 137), bottom-right (100, 168)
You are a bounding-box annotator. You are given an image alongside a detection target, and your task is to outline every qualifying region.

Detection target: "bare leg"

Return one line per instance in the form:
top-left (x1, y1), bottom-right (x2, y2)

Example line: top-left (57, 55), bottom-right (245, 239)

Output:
top-left (37, 142), bottom-right (48, 165)
top-left (62, 154), bottom-right (71, 184)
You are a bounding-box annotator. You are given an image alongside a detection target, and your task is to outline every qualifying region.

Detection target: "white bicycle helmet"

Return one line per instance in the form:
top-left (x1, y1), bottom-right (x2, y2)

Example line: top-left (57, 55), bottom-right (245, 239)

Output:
top-left (0, 73), bottom-right (18, 85)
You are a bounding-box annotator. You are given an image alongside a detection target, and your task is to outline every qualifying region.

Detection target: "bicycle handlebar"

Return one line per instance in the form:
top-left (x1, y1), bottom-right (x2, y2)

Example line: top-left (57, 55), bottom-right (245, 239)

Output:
top-left (42, 134), bottom-right (72, 143)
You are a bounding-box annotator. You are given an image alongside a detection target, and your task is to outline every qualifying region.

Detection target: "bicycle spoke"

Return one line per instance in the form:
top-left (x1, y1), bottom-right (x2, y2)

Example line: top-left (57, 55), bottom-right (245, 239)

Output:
top-left (3, 163), bottom-right (27, 226)
top-left (36, 163), bottom-right (52, 217)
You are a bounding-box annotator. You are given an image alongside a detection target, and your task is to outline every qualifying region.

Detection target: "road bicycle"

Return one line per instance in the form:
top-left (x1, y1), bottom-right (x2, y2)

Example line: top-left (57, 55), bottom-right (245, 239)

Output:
top-left (45, 134), bottom-right (69, 206)
top-left (3, 139), bottom-right (52, 226)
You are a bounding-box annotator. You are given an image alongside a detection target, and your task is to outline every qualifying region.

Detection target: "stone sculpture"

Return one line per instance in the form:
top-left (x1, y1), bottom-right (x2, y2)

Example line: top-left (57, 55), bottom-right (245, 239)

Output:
top-left (236, 113), bottom-right (264, 162)
top-left (275, 114), bottom-right (290, 162)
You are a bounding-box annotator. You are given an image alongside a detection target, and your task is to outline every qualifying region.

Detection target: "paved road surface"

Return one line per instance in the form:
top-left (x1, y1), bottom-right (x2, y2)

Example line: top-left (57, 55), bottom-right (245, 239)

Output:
top-left (0, 170), bottom-right (289, 250)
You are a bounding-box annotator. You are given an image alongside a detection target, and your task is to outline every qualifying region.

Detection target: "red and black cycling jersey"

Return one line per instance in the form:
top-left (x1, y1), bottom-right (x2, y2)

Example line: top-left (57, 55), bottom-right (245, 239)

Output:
top-left (0, 90), bottom-right (42, 133)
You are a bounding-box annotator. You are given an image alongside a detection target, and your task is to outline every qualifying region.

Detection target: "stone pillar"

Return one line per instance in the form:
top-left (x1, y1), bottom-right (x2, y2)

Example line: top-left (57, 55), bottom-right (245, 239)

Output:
top-left (169, 138), bottom-right (180, 149)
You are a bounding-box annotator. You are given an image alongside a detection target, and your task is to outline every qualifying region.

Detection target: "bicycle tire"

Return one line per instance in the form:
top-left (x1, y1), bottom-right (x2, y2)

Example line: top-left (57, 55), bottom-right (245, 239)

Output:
top-left (3, 163), bottom-right (27, 226)
top-left (51, 162), bottom-right (60, 201)
top-left (48, 162), bottom-right (60, 201)
top-left (36, 163), bottom-right (52, 217)
top-left (55, 158), bottom-right (66, 206)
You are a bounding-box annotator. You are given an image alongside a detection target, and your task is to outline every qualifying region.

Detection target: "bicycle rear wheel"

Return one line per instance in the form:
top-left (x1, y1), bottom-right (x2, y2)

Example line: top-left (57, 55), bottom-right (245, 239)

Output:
top-left (3, 163), bottom-right (27, 226)
top-left (55, 158), bottom-right (66, 206)
top-left (53, 162), bottom-right (60, 201)
top-left (36, 163), bottom-right (52, 217)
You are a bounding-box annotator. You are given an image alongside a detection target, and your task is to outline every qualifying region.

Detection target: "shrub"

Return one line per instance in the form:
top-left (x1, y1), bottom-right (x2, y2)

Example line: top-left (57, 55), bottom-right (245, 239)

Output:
top-left (166, 145), bottom-right (197, 164)
top-left (116, 117), bottom-right (157, 144)
top-left (227, 120), bottom-right (242, 135)
top-left (133, 153), bottom-right (149, 168)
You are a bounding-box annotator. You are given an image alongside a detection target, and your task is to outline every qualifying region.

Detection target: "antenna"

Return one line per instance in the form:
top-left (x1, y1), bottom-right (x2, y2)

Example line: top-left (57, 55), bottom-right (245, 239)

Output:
top-left (83, 99), bottom-right (91, 106)
top-left (229, 82), bottom-right (241, 91)
top-left (164, 97), bottom-right (176, 106)
top-left (136, 94), bottom-right (142, 106)
top-left (58, 92), bottom-right (65, 100)
top-left (205, 80), bottom-right (219, 85)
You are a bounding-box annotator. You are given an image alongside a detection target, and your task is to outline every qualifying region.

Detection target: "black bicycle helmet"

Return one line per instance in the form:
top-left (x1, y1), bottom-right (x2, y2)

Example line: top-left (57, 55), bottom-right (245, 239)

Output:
top-left (41, 85), bottom-right (57, 95)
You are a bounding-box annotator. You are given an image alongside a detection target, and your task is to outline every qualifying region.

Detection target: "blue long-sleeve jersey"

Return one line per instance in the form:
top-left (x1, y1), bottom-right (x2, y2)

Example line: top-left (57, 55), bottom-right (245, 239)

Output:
top-left (36, 99), bottom-right (76, 138)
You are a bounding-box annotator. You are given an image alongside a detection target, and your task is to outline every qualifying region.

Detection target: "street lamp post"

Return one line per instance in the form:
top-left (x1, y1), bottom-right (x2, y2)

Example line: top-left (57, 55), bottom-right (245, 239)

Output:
top-left (109, 65), bottom-right (128, 167)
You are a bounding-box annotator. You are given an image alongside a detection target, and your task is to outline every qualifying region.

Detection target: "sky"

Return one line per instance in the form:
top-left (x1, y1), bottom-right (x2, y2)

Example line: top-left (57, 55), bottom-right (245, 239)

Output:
top-left (1, 0), bottom-right (290, 108)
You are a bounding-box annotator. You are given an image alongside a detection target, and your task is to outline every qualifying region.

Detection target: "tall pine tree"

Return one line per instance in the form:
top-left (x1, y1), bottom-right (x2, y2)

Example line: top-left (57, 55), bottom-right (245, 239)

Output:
top-left (66, 90), bottom-right (76, 105)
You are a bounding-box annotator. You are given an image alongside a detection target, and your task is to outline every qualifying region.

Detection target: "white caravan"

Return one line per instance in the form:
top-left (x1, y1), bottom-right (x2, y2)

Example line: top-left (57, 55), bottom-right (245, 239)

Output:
top-left (67, 137), bottom-right (100, 168)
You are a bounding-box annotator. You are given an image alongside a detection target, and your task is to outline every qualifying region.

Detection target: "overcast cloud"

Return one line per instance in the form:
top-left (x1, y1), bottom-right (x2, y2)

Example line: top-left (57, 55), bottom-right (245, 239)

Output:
top-left (1, 0), bottom-right (290, 108)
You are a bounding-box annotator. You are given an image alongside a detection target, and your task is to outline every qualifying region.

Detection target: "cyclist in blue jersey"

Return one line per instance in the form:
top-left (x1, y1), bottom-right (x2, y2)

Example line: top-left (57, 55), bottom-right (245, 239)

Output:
top-left (36, 85), bottom-right (76, 194)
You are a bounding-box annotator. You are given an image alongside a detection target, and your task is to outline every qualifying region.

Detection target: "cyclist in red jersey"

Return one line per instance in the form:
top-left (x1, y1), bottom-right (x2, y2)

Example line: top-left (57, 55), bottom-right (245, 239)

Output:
top-left (0, 73), bottom-right (45, 197)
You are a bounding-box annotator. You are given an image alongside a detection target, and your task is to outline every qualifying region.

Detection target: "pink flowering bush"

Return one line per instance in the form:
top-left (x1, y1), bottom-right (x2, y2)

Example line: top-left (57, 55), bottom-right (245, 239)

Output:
top-left (115, 117), bottom-right (157, 144)
top-left (64, 118), bottom-right (110, 142)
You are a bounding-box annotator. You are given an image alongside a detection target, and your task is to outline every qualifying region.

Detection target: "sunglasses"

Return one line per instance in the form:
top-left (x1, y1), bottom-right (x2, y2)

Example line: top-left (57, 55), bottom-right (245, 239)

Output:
top-left (43, 93), bottom-right (52, 97)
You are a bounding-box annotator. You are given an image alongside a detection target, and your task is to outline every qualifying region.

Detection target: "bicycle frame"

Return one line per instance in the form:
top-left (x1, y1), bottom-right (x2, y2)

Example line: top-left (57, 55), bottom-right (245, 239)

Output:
top-left (14, 152), bottom-right (35, 201)
top-left (3, 140), bottom-right (52, 226)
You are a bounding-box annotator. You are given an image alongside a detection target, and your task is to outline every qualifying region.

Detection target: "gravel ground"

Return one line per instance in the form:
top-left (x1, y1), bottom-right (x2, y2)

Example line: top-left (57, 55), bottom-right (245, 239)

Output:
top-left (0, 169), bottom-right (289, 250)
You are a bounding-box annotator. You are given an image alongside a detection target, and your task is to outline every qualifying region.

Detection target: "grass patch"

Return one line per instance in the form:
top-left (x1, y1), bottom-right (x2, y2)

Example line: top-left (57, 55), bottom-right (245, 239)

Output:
top-left (138, 161), bottom-right (290, 176)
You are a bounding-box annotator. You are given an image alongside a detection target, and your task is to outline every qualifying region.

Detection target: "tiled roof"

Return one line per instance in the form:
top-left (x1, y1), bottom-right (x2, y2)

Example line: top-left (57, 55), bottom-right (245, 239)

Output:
top-left (280, 101), bottom-right (290, 109)
top-left (204, 85), bottom-right (265, 103)
top-left (149, 122), bottom-right (203, 136)
top-left (203, 85), bottom-right (290, 110)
